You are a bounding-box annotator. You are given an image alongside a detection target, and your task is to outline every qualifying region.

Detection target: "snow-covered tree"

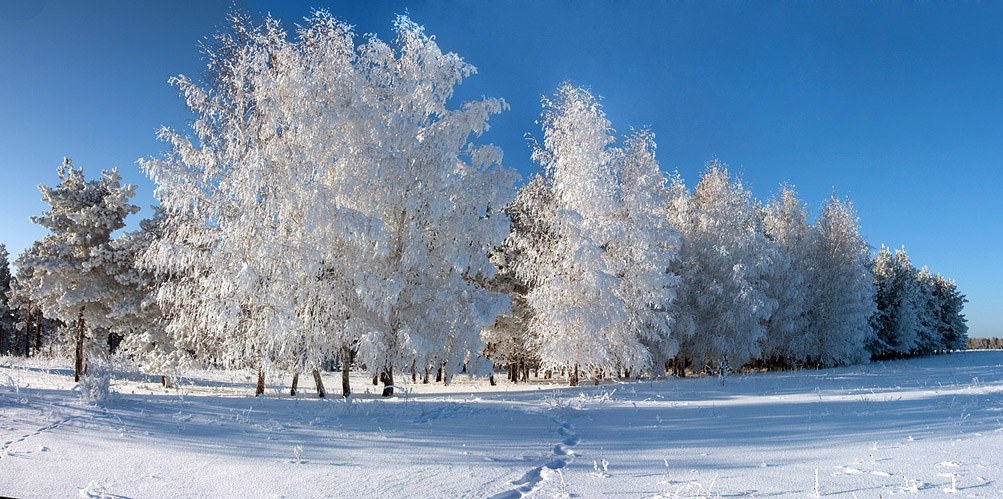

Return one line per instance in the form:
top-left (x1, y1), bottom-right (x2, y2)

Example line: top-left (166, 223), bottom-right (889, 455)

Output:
top-left (673, 161), bottom-right (775, 373)
top-left (806, 194), bottom-right (875, 366)
top-left (929, 273), bottom-right (968, 351)
top-left (610, 130), bottom-right (681, 373)
top-left (144, 12), bottom-right (377, 395)
top-left (869, 246), bottom-right (924, 357)
top-left (17, 159), bottom-right (139, 380)
top-left (101, 209), bottom-right (181, 383)
top-left (517, 84), bottom-right (650, 384)
top-left (760, 186), bottom-right (811, 366)
top-left (913, 267), bottom-right (943, 356)
top-left (329, 16), bottom-right (517, 394)
top-left (143, 11), bottom-right (516, 396)
top-left (0, 244), bottom-right (12, 353)
top-left (482, 176), bottom-right (549, 383)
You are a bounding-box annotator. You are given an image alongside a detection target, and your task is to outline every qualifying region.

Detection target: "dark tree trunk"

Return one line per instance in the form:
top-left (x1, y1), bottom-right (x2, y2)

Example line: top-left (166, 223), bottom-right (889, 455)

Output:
top-left (255, 367), bottom-right (265, 397)
top-left (435, 364), bottom-right (443, 383)
top-left (569, 364), bottom-right (579, 387)
top-left (34, 309), bottom-right (42, 355)
top-left (74, 307), bottom-right (85, 382)
top-left (290, 373), bottom-right (299, 396)
top-left (24, 318), bottom-right (31, 357)
top-left (381, 367), bottom-right (394, 397)
top-left (372, 374), bottom-right (379, 386)
top-left (341, 347), bottom-right (351, 398)
top-left (411, 359), bottom-right (417, 383)
top-left (679, 356), bottom-right (689, 378)
top-left (423, 368), bottom-right (429, 384)
top-left (312, 369), bottom-right (326, 398)
top-left (23, 301), bottom-right (32, 357)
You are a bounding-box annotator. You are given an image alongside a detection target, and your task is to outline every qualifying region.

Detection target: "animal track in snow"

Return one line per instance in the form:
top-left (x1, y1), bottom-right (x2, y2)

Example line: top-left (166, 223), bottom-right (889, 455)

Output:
top-left (1, 415), bottom-right (78, 458)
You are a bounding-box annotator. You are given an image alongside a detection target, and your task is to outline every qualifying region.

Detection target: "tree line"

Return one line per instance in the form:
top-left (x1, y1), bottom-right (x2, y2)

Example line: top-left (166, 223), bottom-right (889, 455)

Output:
top-left (0, 11), bottom-right (967, 396)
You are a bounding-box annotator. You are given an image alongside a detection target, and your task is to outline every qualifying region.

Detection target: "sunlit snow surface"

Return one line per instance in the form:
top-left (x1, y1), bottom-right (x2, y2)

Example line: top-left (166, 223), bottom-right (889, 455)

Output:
top-left (2, 351), bottom-right (1003, 497)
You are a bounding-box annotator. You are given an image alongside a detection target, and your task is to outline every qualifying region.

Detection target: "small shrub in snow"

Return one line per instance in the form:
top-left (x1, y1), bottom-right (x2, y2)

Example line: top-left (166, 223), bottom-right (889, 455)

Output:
top-left (76, 365), bottom-right (112, 405)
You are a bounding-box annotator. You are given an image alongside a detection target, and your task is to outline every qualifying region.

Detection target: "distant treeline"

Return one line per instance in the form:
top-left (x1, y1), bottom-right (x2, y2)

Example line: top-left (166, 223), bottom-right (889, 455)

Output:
top-left (966, 337), bottom-right (1003, 350)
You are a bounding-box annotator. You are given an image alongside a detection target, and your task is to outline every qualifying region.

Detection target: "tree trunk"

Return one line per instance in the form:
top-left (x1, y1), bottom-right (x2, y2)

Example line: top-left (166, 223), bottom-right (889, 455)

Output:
top-left (255, 367), bottom-right (265, 397)
top-left (341, 347), bottom-right (351, 398)
top-left (674, 356), bottom-right (687, 378)
top-left (381, 367), bottom-right (394, 397)
top-left (34, 309), bottom-right (42, 355)
top-left (312, 369), bottom-right (326, 398)
top-left (23, 302), bottom-right (32, 357)
top-left (435, 364), bottom-right (443, 383)
top-left (372, 374), bottom-right (379, 386)
top-left (24, 318), bottom-right (31, 357)
top-left (569, 364), bottom-right (579, 386)
top-left (290, 373), bottom-right (299, 396)
top-left (423, 368), bottom-right (429, 384)
top-left (74, 307), bottom-right (85, 382)
top-left (411, 359), bottom-right (417, 383)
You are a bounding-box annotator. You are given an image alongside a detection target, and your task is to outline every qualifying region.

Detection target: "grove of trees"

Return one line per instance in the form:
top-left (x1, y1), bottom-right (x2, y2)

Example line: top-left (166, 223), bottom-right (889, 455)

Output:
top-left (2, 11), bottom-right (969, 394)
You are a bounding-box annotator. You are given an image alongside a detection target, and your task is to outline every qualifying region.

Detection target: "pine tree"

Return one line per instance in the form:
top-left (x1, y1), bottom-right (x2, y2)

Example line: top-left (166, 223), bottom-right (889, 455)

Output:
top-left (870, 246), bottom-right (923, 357)
top-left (931, 274), bottom-right (968, 351)
top-left (17, 159), bottom-right (139, 380)
top-left (482, 176), bottom-right (549, 383)
top-left (0, 244), bottom-right (12, 354)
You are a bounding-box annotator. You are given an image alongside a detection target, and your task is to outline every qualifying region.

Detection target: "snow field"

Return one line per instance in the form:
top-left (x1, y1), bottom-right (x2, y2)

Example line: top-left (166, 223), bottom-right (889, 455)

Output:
top-left (2, 351), bottom-right (1003, 497)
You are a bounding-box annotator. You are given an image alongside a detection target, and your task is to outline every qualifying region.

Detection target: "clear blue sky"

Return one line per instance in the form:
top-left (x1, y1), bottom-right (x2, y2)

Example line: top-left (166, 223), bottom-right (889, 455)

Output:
top-left (1, 1), bottom-right (1001, 337)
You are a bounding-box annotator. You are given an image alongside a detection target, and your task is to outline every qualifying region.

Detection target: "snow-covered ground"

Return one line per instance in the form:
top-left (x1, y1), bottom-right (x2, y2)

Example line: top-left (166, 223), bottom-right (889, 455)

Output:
top-left (2, 351), bottom-right (1003, 498)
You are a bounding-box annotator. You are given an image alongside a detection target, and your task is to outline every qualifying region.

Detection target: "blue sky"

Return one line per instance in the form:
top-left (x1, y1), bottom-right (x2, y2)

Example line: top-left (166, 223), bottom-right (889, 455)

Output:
top-left (1, 1), bottom-right (1000, 337)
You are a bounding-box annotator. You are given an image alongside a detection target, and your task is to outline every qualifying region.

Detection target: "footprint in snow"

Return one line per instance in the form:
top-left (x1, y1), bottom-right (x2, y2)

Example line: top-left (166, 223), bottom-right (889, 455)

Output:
top-left (489, 419), bottom-right (580, 498)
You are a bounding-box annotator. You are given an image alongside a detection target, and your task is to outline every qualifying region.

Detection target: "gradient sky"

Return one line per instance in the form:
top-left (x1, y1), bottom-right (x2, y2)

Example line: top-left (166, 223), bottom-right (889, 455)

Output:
top-left (1, 1), bottom-right (1000, 337)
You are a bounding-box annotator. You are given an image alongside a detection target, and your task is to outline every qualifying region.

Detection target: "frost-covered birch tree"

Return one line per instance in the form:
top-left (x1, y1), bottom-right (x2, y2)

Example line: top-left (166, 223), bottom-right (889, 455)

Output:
top-left (516, 84), bottom-right (677, 384)
top-left (313, 16), bottom-right (518, 395)
top-left (517, 84), bottom-right (626, 384)
top-left (673, 161), bottom-right (775, 372)
top-left (143, 13), bottom-right (380, 394)
top-left (143, 11), bottom-right (516, 396)
top-left (611, 130), bottom-right (680, 373)
top-left (760, 186), bottom-right (811, 366)
top-left (807, 194), bottom-right (875, 366)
